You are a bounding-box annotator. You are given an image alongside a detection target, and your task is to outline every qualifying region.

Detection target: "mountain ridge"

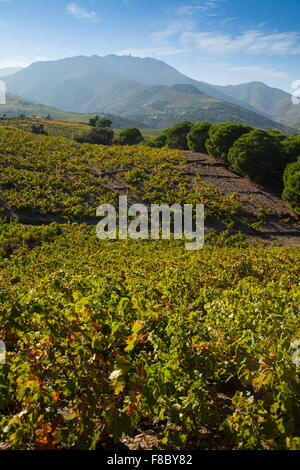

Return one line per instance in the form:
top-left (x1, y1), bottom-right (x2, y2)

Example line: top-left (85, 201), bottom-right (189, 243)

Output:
top-left (213, 81), bottom-right (299, 128)
top-left (0, 92), bottom-right (147, 129)
top-left (2, 54), bottom-right (299, 132)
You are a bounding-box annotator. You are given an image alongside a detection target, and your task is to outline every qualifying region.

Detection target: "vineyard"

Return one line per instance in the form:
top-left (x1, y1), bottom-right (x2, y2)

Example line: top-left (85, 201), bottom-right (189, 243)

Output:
top-left (0, 117), bottom-right (91, 139)
top-left (0, 126), bottom-right (300, 450)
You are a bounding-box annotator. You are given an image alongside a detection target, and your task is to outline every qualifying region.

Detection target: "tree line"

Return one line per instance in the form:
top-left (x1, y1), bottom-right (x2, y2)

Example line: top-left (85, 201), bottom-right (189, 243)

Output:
top-left (149, 121), bottom-right (300, 216)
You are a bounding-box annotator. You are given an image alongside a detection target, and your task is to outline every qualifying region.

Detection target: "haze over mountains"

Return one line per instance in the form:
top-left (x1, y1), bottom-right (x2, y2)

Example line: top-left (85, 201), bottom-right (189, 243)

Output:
top-left (213, 82), bottom-right (300, 129)
top-left (0, 67), bottom-right (23, 78)
top-left (2, 55), bottom-right (299, 132)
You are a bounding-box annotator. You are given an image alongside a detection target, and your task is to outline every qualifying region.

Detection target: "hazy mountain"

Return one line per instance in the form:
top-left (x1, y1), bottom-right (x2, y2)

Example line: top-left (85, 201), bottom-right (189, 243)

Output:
top-left (2, 55), bottom-right (297, 132)
top-left (0, 93), bottom-right (147, 129)
top-left (0, 67), bottom-right (23, 78)
top-left (213, 82), bottom-right (300, 130)
top-left (4, 55), bottom-right (264, 113)
top-left (79, 83), bottom-right (294, 132)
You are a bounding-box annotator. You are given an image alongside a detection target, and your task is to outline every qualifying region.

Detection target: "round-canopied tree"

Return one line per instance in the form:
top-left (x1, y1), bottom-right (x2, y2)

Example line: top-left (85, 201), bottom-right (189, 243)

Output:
top-left (119, 127), bottom-right (143, 145)
top-left (146, 133), bottom-right (167, 148)
top-left (31, 123), bottom-right (48, 135)
top-left (205, 122), bottom-right (252, 161)
top-left (165, 121), bottom-right (193, 150)
top-left (89, 115), bottom-right (100, 127)
top-left (281, 135), bottom-right (300, 165)
top-left (267, 130), bottom-right (286, 143)
top-left (282, 156), bottom-right (300, 215)
top-left (228, 129), bottom-right (286, 186)
top-left (96, 117), bottom-right (112, 128)
top-left (187, 121), bottom-right (212, 153)
top-left (74, 127), bottom-right (114, 145)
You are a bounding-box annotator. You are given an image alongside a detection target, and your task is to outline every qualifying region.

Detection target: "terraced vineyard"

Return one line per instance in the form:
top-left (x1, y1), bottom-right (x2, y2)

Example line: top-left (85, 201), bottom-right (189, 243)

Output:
top-left (0, 126), bottom-right (299, 450)
top-left (0, 117), bottom-right (91, 139)
top-left (0, 126), bottom-right (299, 243)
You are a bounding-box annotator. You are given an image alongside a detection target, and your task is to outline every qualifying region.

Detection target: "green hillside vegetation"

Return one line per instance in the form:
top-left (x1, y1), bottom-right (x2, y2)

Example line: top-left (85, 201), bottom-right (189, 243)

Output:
top-left (0, 125), bottom-right (299, 450)
top-left (2, 86), bottom-right (295, 133)
top-left (149, 120), bottom-right (300, 214)
top-left (187, 122), bottom-right (212, 153)
top-left (281, 136), bottom-right (300, 164)
top-left (0, 116), bottom-right (298, 213)
top-left (0, 115), bottom-right (91, 139)
top-left (0, 93), bottom-right (146, 129)
top-left (205, 123), bottom-right (252, 162)
top-left (71, 83), bottom-right (298, 133)
top-left (282, 158), bottom-right (300, 215)
top-left (0, 126), bottom-right (246, 226)
top-left (0, 116), bottom-right (157, 143)
top-left (228, 130), bottom-right (286, 186)
top-left (0, 221), bottom-right (299, 450)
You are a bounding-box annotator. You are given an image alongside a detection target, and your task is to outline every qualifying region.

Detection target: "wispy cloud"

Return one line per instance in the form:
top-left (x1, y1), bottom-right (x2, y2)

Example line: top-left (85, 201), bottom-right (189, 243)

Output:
top-left (175, 1), bottom-right (222, 17)
top-left (0, 56), bottom-right (51, 69)
top-left (201, 62), bottom-right (289, 80)
top-left (114, 47), bottom-right (186, 58)
top-left (151, 1), bottom-right (223, 50)
top-left (0, 57), bottom-right (29, 68)
top-left (65, 2), bottom-right (99, 22)
top-left (149, 2), bottom-right (300, 57)
top-left (180, 30), bottom-right (300, 55)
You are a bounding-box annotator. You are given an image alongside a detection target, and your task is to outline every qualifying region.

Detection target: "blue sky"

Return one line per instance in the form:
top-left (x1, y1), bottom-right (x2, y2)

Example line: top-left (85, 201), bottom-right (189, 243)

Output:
top-left (0, 0), bottom-right (300, 91)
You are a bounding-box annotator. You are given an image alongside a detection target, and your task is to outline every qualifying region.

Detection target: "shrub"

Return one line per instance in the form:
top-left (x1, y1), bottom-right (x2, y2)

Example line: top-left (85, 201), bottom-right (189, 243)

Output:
top-left (74, 127), bottom-right (114, 145)
top-left (228, 129), bottom-right (286, 185)
top-left (282, 156), bottom-right (300, 215)
top-left (89, 115), bottom-right (100, 127)
top-left (187, 122), bottom-right (212, 153)
top-left (146, 134), bottom-right (167, 149)
top-left (119, 127), bottom-right (143, 146)
top-left (281, 136), bottom-right (300, 165)
top-left (165, 121), bottom-right (193, 150)
top-left (206, 122), bottom-right (252, 161)
top-left (267, 130), bottom-right (286, 142)
top-left (96, 117), bottom-right (112, 128)
top-left (31, 124), bottom-right (48, 136)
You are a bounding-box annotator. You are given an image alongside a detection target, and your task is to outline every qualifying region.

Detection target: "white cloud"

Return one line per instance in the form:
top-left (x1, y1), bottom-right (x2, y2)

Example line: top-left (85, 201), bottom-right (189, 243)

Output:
top-left (151, 2), bottom-right (222, 45)
top-left (179, 29), bottom-right (300, 55)
top-left (144, 2), bottom-right (300, 57)
top-left (114, 47), bottom-right (186, 58)
top-left (66, 2), bottom-right (99, 21)
top-left (0, 56), bottom-right (52, 69)
top-left (201, 62), bottom-right (289, 80)
top-left (0, 57), bottom-right (29, 68)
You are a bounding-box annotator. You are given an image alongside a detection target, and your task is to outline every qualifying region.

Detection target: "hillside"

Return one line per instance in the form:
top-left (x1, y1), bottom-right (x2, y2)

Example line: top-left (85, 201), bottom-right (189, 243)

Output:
top-left (0, 93), bottom-right (147, 128)
top-left (77, 83), bottom-right (296, 132)
top-left (0, 126), bottom-right (298, 244)
top-left (0, 126), bottom-right (300, 451)
top-left (213, 82), bottom-right (300, 130)
top-left (3, 55), bottom-right (296, 132)
top-left (3, 55), bottom-right (254, 107)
